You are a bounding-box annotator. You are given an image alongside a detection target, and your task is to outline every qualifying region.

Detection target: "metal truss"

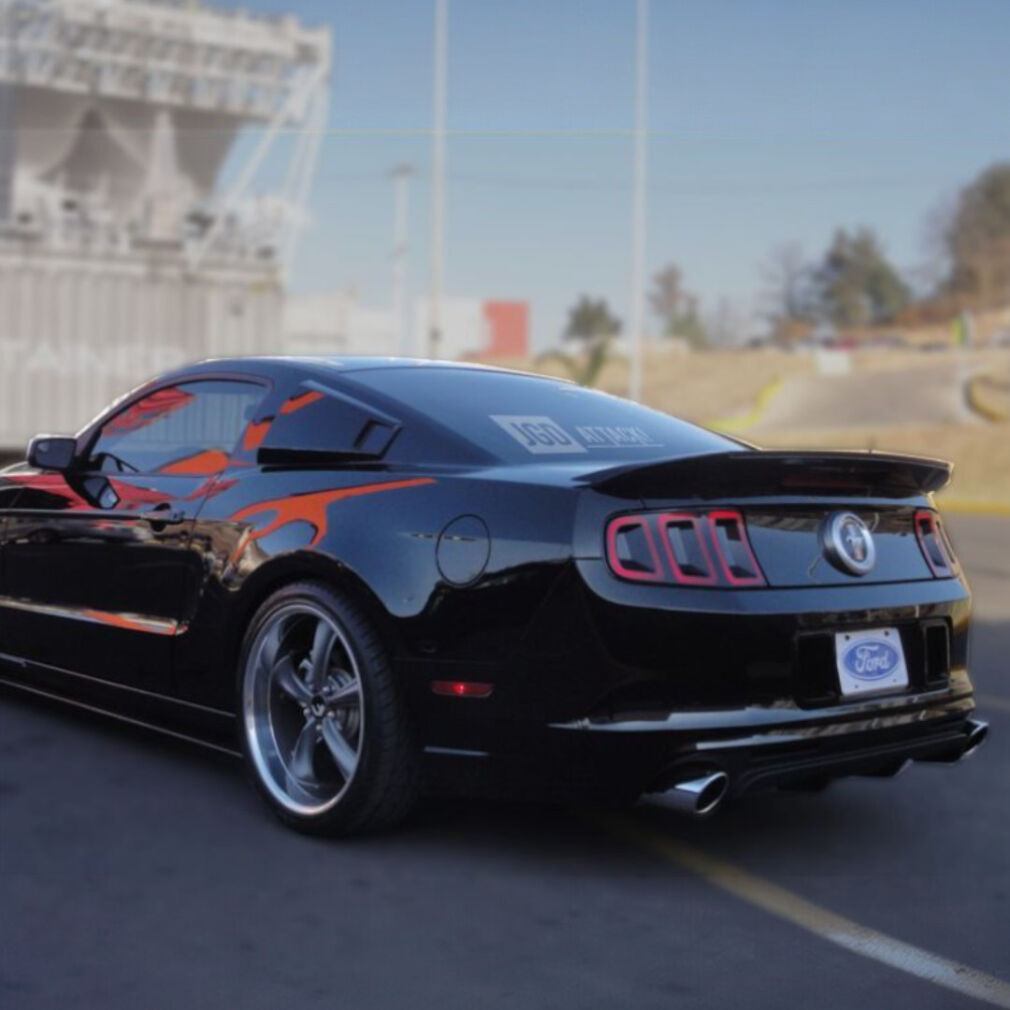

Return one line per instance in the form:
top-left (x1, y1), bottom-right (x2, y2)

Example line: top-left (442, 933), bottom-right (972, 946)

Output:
top-left (0, 0), bottom-right (330, 122)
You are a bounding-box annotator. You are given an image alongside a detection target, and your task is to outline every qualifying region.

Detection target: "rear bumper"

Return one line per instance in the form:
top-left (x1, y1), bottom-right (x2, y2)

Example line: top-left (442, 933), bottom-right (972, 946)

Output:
top-left (711, 715), bottom-right (988, 796)
top-left (418, 565), bottom-right (979, 802)
top-left (423, 677), bottom-right (986, 803)
top-left (549, 678), bottom-right (982, 797)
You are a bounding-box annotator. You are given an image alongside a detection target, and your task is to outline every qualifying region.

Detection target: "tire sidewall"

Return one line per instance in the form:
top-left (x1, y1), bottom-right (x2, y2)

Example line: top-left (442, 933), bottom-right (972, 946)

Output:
top-left (237, 581), bottom-right (404, 834)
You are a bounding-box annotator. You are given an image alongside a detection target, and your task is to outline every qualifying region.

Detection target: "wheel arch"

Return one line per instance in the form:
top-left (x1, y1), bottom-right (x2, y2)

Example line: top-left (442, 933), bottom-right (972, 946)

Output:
top-left (221, 551), bottom-right (403, 686)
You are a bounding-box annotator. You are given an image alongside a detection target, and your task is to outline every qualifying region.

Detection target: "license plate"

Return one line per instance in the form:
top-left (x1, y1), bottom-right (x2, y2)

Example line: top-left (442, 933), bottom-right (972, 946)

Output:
top-left (835, 627), bottom-right (909, 697)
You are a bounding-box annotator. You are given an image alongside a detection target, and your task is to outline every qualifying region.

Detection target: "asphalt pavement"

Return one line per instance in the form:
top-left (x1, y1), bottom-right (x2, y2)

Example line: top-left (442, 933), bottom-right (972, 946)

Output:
top-left (754, 362), bottom-right (976, 430)
top-left (1, 516), bottom-right (1008, 1010)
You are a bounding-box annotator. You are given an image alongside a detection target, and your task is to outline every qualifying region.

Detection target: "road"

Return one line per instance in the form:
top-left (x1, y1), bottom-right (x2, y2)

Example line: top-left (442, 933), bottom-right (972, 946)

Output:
top-left (2, 516), bottom-right (1008, 1010)
top-left (754, 362), bottom-right (976, 430)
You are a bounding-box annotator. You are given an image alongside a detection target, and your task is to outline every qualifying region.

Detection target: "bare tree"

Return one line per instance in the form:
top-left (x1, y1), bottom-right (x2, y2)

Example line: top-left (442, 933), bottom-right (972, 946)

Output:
top-left (760, 242), bottom-right (812, 336)
top-left (704, 296), bottom-right (750, 347)
top-left (918, 194), bottom-right (958, 295)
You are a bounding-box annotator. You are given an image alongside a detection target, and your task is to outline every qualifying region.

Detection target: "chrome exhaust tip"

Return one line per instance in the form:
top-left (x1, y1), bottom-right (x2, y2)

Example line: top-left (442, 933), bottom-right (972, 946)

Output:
top-left (654, 771), bottom-right (730, 818)
top-left (962, 719), bottom-right (989, 759)
top-left (917, 718), bottom-right (989, 764)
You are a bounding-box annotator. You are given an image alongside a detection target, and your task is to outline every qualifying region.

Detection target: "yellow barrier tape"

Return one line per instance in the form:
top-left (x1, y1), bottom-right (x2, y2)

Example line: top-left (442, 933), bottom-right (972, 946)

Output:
top-left (708, 376), bottom-right (785, 432)
top-left (937, 499), bottom-right (1010, 518)
top-left (966, 374), bottom-right (1009, 423)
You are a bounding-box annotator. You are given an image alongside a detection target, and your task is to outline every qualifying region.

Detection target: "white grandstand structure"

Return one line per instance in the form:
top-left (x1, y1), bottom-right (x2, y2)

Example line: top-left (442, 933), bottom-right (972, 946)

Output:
top-left (0, 0), bottom-right (331, 448)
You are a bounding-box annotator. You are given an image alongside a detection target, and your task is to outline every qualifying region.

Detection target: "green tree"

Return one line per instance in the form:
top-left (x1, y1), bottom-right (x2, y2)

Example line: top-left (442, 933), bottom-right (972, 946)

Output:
top-left (564, 295), bottom-right (621, 343)
top-left (539, 295), bottom-right (621, 387)
top-left (945, 162), bottom-right (1010, 307)
top-left (813, 228), bottom-right (910, 327)
top-left (649, 264), bottom-right (708, 348)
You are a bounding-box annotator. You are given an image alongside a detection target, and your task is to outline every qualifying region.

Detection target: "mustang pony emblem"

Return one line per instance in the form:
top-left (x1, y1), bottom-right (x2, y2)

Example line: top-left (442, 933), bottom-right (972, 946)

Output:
top-left (821, 511), bottom-right (876, 576)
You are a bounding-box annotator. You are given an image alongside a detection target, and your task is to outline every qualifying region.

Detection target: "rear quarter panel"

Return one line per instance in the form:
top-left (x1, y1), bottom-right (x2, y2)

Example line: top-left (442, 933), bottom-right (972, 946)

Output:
top-left (175, 465), bottom-right (580, 714)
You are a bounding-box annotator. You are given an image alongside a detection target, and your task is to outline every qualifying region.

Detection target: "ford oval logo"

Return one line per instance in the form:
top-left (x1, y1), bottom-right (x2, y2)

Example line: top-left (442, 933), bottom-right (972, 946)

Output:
top-left (840, 639), bottom-right (900, 680)
top-left (821, 511), bottom-right (876, 576)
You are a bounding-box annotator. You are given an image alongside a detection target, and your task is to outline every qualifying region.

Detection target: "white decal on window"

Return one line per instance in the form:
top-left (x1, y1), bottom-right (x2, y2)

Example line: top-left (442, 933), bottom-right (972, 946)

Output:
top-left (490, 415), bottom-right (587, 454)
top-left (575, 425), bottom-right (661, 449)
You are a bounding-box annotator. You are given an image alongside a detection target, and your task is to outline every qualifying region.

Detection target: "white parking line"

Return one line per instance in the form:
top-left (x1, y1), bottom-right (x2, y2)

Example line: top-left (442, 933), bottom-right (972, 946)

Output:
top-left (978, 694), bottom-right (1010, 715)
top-left (598, 815), bottom-right (1010, 1009)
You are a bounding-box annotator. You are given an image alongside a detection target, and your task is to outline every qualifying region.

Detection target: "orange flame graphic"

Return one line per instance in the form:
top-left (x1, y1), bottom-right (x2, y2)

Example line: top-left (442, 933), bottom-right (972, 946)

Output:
top-left (230, 477), bottom-right (436, 551)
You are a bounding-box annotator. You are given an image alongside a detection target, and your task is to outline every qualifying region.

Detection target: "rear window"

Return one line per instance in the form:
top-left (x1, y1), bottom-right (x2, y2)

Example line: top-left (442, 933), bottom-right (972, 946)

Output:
top-left (345, 368), bottom-right (737, 463)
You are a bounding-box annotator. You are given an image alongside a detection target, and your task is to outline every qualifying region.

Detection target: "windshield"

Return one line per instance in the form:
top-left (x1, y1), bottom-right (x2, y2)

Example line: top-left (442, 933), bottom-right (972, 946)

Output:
top-left (344, 367), bottom-right (739, 464)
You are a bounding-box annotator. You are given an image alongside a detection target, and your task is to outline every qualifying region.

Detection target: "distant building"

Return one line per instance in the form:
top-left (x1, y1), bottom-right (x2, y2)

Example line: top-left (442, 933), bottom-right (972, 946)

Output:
top-left (284, 289), bottom-right (398, 357)
top-left (411, 297), bottom-right (530, 360)
top-left (0, 0), bottom-right (330, 448)
top-left (285, 292), bottom-right (530, 360)
top-left (481, 301), bottom-right (530, 358)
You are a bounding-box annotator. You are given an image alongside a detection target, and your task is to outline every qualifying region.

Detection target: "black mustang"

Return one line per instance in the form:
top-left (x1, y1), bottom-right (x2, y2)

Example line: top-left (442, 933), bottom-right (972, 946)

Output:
top-left (0, 358), bottom-right (986, 833)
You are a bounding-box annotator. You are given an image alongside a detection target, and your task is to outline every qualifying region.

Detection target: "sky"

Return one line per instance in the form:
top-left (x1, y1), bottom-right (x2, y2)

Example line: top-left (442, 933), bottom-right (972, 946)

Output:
top-left (230, 0), bottom-right (1010, 349)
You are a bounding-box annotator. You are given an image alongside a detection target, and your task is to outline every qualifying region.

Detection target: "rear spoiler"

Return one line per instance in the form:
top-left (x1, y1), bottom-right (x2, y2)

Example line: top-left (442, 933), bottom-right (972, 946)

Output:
top-left (581, 449), bottom-right (952, 499)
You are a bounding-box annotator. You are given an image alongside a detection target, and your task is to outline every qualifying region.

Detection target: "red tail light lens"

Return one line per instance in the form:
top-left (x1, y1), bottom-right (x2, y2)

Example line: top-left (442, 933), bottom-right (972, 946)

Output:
top-left (605, 510), bottom-right (766, 588)
top-left (706, 510), bottom-right (766, 586)
top-left (605, 515), bottom-right (665, 582)
top-left (914, 509), bottom-right (959, 577)
top-left (657, 513), bottom-right (718, 585)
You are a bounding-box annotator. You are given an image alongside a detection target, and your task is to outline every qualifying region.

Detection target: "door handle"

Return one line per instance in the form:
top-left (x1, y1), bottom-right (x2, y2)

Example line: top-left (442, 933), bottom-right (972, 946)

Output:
top-left (139, 506), bottom-right (186, 526)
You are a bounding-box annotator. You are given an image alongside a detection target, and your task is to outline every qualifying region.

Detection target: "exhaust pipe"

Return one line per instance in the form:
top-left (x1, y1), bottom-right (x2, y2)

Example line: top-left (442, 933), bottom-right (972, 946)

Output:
top-left (917, 719), bottom-right (989, 764)
top-left (654, 771), bottom-right (730, 818)
top-left (963, 719), bottom-right (989, 759)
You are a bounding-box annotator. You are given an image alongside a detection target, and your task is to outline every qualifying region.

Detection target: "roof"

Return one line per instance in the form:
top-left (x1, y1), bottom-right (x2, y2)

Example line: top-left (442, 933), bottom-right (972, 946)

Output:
top-left (176, 355), bottom-right (567, 383)
top-left (100, 357), bottom-right (573, 420)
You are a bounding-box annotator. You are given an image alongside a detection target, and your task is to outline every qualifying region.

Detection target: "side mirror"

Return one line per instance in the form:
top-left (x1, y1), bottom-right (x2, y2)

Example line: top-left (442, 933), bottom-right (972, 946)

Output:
top-left (27, 435), bottom-right (77, 472)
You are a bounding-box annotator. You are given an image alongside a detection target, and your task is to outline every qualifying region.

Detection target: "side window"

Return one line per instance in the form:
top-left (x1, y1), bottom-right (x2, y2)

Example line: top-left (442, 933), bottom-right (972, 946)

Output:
top-left (89, 380), bottom-right (266, 475)
top-left (257, 384), bottom-right (402, 461)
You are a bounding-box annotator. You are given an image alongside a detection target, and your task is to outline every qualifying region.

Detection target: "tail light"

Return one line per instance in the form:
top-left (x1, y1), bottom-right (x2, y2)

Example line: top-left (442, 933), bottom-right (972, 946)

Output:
top-left (914, 509), bottom-right (960, 577)
top-left (657, 513), bottom-right (718, 585)
top-left (605, 510), bottom-right (766, 588)
top-left (605, 515), bottom-right (665, 582)
top-left (706, 510), bottom-right (765, 586)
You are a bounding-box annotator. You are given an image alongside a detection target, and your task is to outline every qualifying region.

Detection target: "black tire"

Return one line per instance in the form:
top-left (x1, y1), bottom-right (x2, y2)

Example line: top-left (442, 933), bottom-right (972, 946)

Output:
top-left (238, 580), bottom-right (419, 835)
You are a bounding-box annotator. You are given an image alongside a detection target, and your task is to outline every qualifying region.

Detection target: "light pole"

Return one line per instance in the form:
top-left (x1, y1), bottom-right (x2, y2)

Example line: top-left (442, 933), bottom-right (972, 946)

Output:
top-left (628, 0), bottom-right (648, 402)
top-left (390, 163), bottom-right (413, 354)
top-left (429, 0), bottom-right (448, 358)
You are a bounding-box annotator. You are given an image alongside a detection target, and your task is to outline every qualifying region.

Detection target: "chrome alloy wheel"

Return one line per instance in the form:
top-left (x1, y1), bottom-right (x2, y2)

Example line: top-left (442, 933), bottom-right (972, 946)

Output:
top-left (243, 603), bottom-right (365, 816)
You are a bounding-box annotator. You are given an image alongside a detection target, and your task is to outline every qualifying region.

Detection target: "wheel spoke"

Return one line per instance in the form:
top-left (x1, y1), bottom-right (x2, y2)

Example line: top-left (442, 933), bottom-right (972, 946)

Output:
top-left (289, 720), bottom-right (319, 781)
top-left (258, 620), bottom-right (284, 675)
top-left (307, 619), bottom-right (336, 691)
top-left (327, 678), bottom-right (360, 706)
top-left (273, 656), bottom-right (311, 704)
top-left (321, 719), bottom-right (358, 779)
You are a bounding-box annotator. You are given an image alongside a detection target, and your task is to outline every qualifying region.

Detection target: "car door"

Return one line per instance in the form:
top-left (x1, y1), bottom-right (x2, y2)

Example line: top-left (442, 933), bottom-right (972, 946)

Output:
top-left (0, 471), bottom-right (24, 660)
top-left (0, 378), bottom-right (267, 695)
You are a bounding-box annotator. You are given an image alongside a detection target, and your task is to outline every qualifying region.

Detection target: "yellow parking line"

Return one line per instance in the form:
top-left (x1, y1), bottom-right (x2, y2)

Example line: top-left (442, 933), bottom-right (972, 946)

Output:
top-left (595, 813), bottom-right (1010, 1008)
top-left (978, 694), bottom-right (1010, 715)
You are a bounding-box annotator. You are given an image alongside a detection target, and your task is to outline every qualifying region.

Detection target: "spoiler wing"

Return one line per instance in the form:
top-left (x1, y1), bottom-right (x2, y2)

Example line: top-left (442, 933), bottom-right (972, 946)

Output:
top-left (580, 449), bottom-right (953, 499)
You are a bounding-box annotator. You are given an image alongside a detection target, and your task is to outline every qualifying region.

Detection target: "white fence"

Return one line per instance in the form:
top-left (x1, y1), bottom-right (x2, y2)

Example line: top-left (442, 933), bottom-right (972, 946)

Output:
top-left (0, 241), bottom-right (282, 450)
